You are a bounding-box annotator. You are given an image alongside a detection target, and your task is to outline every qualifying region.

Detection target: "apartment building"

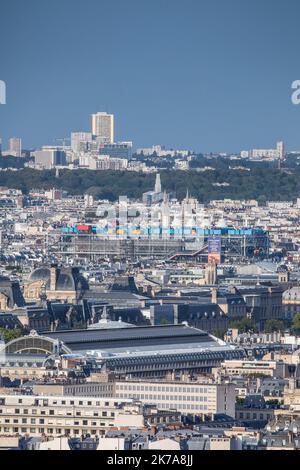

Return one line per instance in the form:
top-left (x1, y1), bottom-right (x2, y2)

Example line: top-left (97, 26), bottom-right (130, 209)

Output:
top-left (0, 395), bottom-right (143, 438)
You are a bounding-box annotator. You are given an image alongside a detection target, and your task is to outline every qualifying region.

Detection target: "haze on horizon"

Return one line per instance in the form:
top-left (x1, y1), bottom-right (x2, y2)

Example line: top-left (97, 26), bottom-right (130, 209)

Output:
top-left (0, 0), bottom-right (300, 153)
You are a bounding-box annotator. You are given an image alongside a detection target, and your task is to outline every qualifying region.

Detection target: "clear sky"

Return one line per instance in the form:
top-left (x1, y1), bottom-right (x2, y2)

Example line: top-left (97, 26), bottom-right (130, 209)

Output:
top-left (0, 0), bottom-right (300, 152)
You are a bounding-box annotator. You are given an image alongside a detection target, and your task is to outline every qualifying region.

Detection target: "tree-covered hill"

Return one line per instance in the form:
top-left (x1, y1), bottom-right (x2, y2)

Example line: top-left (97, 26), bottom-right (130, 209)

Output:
top-left (0, 167), bottom-right (299, 203)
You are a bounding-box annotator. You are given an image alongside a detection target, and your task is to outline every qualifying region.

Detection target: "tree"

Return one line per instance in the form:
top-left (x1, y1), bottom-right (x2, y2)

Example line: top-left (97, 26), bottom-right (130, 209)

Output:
top-left (212, 329), bottom-right (227, 340)
top-left (0, 328), bottom-right (22, 343)
top-left (292, 313), bottom-right (300, 335)
top-left (236, 397), bottom-right (245, 405)
top-left (229, 318), bottom-right (258, 333)
top-left (264, 320), bottom-right (284, 333)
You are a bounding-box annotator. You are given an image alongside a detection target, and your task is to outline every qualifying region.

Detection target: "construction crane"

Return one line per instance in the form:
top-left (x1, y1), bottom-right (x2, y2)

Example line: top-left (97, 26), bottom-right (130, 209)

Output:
top-left (55, 137), bottom-right (71, 150)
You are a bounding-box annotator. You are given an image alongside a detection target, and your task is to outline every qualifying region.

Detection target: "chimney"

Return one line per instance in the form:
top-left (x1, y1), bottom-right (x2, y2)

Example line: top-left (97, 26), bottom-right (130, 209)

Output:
top-left (211, 287), bottom-right (218, 304)
top-left (50, 266), bottom-right (57, 291)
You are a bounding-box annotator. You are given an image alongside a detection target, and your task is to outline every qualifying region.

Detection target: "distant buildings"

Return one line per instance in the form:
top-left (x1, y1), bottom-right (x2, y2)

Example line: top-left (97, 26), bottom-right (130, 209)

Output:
top-left (100, 142), bottom-right (133, 160)
top-left (79, 154), bottom-right (128, 171)
top-left (91, 112), bottom-right (114, 144)
top-left (6, 137), bottom-right (22, 157)
top-left (241, 141), bottom-right (285, 161)
top-left (32, 147), bottom-right (67, 169)
top-left (71, 132), bottom-right (93, 153)
top-left (137, 145), bottom-right (190, 158)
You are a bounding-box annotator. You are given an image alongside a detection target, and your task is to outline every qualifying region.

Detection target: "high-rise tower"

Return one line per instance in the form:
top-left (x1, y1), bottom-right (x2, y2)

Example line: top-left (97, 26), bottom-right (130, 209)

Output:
top-left (91, 112), bottom-right (114, 144)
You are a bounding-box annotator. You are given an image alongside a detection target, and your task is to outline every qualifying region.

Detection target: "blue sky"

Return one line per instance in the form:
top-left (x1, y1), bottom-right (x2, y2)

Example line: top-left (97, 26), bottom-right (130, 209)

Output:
top-left (0, 0), bottom-right (300, 152)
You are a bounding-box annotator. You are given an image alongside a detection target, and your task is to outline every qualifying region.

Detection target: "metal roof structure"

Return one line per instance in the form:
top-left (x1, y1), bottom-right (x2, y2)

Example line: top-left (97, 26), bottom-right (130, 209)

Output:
top-left (43, 324), bottom-right (245, 372)
top-left (0, 324), bottom-right (245, 374)
top-left (44, 324), bottom-right (210, 350)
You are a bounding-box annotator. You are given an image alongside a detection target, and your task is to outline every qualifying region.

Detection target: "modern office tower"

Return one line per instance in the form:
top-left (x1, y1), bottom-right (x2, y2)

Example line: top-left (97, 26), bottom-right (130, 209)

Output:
top-left (277, 141), bottom-right (285, 160)
top-left (0, 138), bottom-right (2, 155)
top-left (71, 132), bottom-right (93, 153)
top-left (9, 137), bottom-right (22, 157)
top-left (32, 147), bottom-right (67, 169)
top-left (91, 112), bottom-right (114, 144)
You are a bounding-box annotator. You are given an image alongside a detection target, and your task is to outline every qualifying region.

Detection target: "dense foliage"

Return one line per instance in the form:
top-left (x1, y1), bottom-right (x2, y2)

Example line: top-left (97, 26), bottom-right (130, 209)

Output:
top-left (229, 318), bottom-right (258, 333)
top-left (0, 166), bottom-right (300, 202)
top-left (292, 313), bottom-right (300, 335)
top-left (0, 328), bottom-right (23, 343)
top-left (0, 156), bottom-right (31, 169)
top-left (264, 320), bottom-right (285, 333)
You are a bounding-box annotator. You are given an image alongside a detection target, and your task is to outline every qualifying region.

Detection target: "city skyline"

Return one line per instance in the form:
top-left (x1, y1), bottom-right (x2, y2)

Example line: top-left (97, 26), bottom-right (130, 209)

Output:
top-left (2, 1), bottom-right (300, 456)
top-left (1, 0), bottom-right (300, 153)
